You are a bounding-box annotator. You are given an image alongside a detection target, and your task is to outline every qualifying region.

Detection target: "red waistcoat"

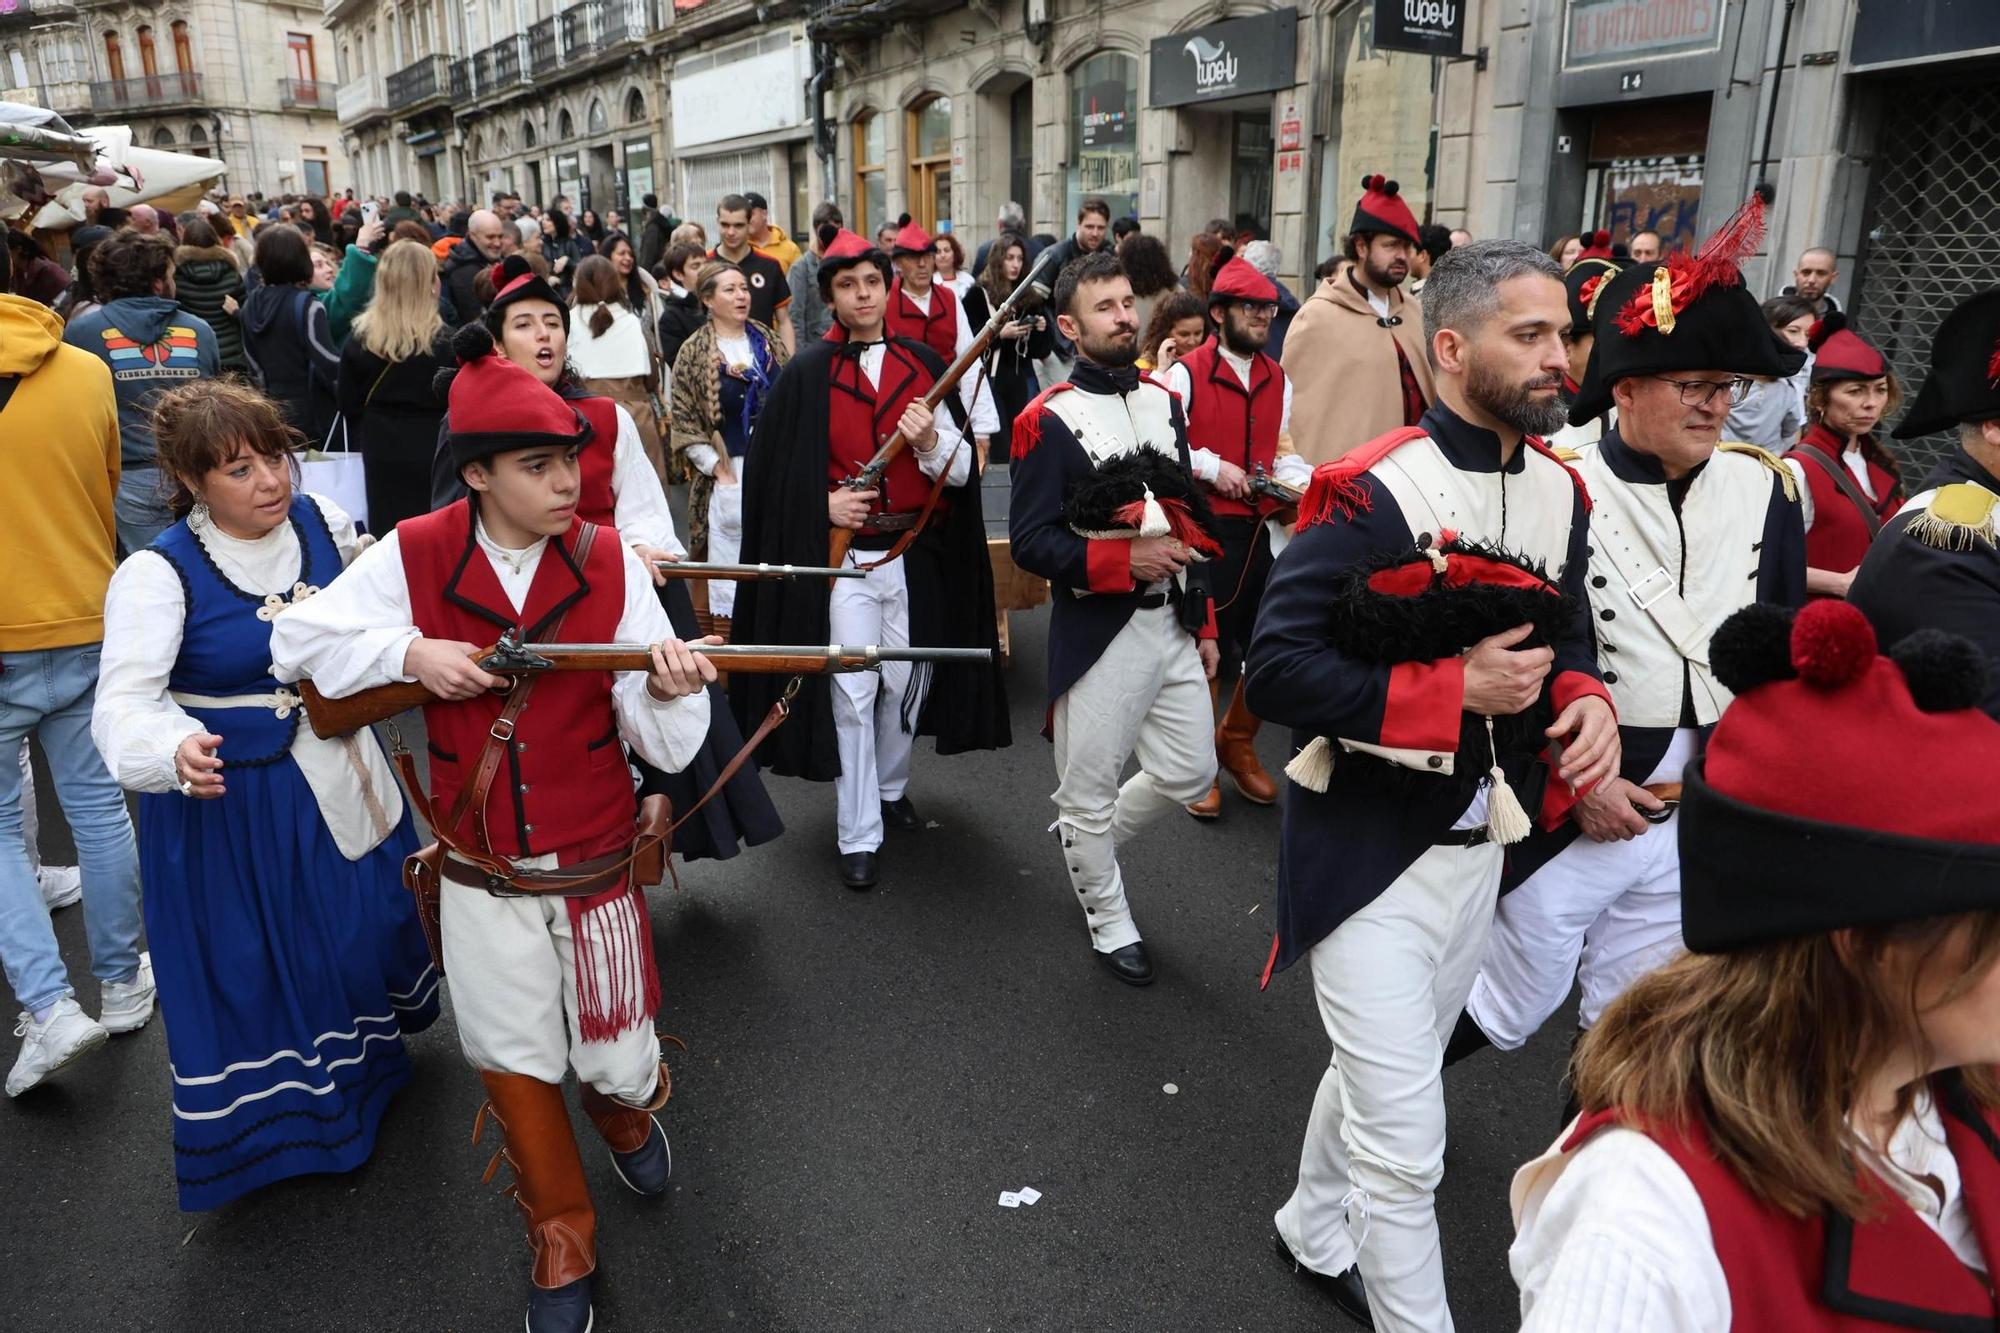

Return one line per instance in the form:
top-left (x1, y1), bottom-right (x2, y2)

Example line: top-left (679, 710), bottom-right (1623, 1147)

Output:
top-left (1178, 338), bottom-right (1285, 519)
top-left (398, 500), bottom-right (635, 860)
top-left (827, 336), bottom-right (939, 520)
top-left (1566, 1081), bottom-right (2000, 1330)
top-left (570, 393), bottom-right (621, 527)
top-left (885, 281), bottom-right (958, 367)
top-left (1786, 424), bottom-right (1902, 578)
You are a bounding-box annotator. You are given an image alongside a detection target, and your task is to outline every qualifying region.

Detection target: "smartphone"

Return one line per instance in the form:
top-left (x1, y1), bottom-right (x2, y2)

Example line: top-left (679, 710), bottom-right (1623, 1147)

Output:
top-left (361, 200), bottom-right (381, 225)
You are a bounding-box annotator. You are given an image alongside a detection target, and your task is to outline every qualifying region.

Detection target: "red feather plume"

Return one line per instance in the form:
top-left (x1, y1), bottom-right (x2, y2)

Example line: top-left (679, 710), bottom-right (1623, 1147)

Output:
top-left (1615, 190), bottom-right (1769, 337)
top-left (1987, 337), bottom-right (2000, 389)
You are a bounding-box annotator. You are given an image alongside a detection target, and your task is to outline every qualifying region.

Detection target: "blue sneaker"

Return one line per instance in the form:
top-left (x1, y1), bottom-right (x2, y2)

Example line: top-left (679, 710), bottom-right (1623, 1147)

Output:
top-left (607, 1115), bottom-right (671, 1196)
top-left (526, 1275), bottom-right (593, 1333)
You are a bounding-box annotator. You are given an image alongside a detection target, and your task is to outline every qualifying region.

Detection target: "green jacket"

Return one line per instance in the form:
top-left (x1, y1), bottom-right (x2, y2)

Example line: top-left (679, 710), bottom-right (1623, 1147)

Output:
top-left (315, 244), bottom-right (377, 347)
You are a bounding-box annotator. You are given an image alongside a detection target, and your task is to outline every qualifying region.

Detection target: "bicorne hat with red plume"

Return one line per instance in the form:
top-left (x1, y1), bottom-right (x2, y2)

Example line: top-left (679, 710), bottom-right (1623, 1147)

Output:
top-left (1568, 187), bottom-right (1806, 425)
top-left (1893, 287), bottom-right (2000, 439)
top-left (1680, 600), bottom-right (2000, 951)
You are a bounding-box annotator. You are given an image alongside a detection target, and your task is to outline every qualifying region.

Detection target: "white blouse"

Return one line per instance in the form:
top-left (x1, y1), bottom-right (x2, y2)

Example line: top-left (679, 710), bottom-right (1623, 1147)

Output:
top-left (603, 399), bottom-right (686, 558)
top-left (1511, 1093), bottom-right (1983, 1332)
top-left (568, 304), bottom-right (654, 381)
top-left (91, 494), bottom-right (406, 859)
top-left (267, 516), bottom-right (709, 782)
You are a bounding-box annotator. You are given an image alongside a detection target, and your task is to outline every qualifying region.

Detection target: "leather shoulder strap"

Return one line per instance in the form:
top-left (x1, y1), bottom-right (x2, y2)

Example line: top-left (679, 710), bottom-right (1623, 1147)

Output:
top-left (1794, 442), bottom-right (1882, 536)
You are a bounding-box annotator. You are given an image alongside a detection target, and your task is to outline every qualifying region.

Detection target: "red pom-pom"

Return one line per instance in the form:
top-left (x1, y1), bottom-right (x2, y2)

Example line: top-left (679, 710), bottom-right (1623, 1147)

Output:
top-left (1591, 229), bottom-right (1610, 246)
top-left (1383, 179), bottom-right (1400, 196)
top-left (1790, 600), bottom-right (1877, 689)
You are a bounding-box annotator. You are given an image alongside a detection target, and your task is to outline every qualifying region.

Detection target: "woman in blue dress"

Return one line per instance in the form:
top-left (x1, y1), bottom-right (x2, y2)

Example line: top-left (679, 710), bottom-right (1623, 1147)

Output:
top-left (92, 379), bottom-right (438, 1211)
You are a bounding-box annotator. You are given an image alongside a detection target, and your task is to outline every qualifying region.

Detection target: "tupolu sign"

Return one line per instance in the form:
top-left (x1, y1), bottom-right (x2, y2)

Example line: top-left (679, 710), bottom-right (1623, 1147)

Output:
top-left (1373, 0), bottom-right (1467, 57)
top-left (1148, 8), bottom-right (1300, 108)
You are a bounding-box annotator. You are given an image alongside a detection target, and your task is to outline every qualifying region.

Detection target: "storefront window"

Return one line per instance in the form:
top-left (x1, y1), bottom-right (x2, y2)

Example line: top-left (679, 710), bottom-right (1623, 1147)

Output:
top-left (853, 112), bottom-right (886, 234)
top-left (1067, 52), bottom-right (1138, 226)
top-left (907, 94), bottom-right (952, 232)
top-left (624, 136), bottom-right (653, 210)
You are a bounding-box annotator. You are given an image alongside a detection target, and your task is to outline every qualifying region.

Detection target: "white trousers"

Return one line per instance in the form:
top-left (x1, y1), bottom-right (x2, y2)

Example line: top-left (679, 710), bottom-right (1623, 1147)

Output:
top-left (1049, 604), bottom-right (1215, 952)
top-left (1275, 839), bottom-right (1504, 1333)
top-left (441, 879), bottom-right (661, 1103)
top-left (705, 459), bottom-right (745, 617)
top-left (1464, 729), bottom-right (1695, 1048)
top-left (829, 552), bottom-right (924, 854)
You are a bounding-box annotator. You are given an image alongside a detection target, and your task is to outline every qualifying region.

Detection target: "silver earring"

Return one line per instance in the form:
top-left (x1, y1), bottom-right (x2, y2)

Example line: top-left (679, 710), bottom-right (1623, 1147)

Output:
top-left (189, 498), bottom-right (211, 529)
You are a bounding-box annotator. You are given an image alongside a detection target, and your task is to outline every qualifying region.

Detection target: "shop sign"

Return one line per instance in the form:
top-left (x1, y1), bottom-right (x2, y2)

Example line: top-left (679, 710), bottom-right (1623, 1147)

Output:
top-left (1373, 0), bottom-right (1465, 57)
top-left (1148, 9), bottom-right (1298, 108)
top-left (1850, 0), bottom-right (2000, 70)
top-left (1564, 0), bottom-right (1724, 69)
top-left (1278, 100), bottom-right (1301, 152)
top-left (1080, 80), bottom-right (1131, 147)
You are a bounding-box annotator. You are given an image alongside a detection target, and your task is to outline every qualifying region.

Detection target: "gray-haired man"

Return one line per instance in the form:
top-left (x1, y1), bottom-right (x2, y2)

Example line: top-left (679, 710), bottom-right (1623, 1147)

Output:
top-left (1247, 240), bottom-right (1616, 1330)
top-left (974, 200), bottom-right (1040, 279)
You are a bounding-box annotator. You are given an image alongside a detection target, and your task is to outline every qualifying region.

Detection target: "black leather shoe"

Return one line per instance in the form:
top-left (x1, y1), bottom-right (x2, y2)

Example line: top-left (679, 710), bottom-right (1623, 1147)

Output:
top-left (526, 1275), bottom-right (595, 1333)
top-left (1095, 940), bottom-right (1154, 987)
top-left (838, 851), bottom-right (878, 890)
top-left (880, 796), bottom-right (921, 830)
top-left (1274, 1234), bottom-right (1372, 1328)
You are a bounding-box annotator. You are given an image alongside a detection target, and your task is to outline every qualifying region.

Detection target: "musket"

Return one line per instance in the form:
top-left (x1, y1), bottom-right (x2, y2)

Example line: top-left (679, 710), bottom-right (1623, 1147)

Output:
top-left (298, 629), bottom-right (993, 739)
top-left (828, 245), bottom-right (1062, 567)
top-left (653, 560), bottom-right (865, 581)
top-left (1248, 464), bottom-right (1304, 521)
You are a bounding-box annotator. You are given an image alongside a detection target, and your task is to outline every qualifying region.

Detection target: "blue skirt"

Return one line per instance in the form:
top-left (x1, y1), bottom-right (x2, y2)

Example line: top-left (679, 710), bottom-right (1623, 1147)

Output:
top-left (138, 754), bottom-right (440, 1212)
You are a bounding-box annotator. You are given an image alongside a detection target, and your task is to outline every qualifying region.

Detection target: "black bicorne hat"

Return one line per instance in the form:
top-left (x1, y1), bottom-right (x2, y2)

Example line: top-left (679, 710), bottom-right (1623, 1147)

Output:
top-left (1893, 287), bottom-right (2000, 439)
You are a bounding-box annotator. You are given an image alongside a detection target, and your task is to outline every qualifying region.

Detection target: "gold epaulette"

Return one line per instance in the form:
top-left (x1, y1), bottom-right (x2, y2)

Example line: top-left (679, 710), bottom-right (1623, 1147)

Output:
top-left (1907, 483), bottom-right (2000, 551)
top-left (1715, 442), bottom-right (1797, 502)
top-left (1550, 445), bottom-right (1582, 464)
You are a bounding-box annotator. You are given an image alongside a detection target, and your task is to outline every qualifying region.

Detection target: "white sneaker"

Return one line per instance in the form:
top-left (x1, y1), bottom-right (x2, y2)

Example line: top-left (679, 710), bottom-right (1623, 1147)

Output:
top-left (7, 998), bottom-right (109, 1097)
top-left (37, 865), bottom-right (83, 912)
top-left (99, 953), bottom-right (155, 1034)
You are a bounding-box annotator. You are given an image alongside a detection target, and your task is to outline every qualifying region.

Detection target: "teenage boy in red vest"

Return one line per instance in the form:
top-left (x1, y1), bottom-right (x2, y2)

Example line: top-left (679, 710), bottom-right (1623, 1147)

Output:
top-left (730, 226), bottom-right (1009, 890)
top-left (272, 344), bottom-right (716, 1333)
top-left (885, 218), bottom-right (998, 458)
top-left (1163, 256), bottom-right (1313, 818)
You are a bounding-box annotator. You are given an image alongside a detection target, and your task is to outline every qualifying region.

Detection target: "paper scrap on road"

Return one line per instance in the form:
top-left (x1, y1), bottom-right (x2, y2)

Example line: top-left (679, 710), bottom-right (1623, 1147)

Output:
top-left (1163, 1083), bottom-right (1179, 1095)
top-left (997, 1191), bottom-right (1021, 1207)
top-left (1017, 1186), bottom-right (1041, 1205)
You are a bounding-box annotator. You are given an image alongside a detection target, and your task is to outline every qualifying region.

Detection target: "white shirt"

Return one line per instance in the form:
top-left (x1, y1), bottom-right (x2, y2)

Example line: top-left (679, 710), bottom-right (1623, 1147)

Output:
top-left (1164, 349), bottom-right (1306, 488)
top-left (268, 516), bottom-right (708, 780)
top-left (1511, 1093), bottom-right (1984, 1333)
top-left (1782, 439), bottom-right (1881, 535)
top-left (900, 283), bottom-right (1001, 437)
top-left (604, 400), bottom-right (685, 557)
top-left (92, 494), bottom-right (406, 859)
top-left (567, 304), bottom-right (653, 381)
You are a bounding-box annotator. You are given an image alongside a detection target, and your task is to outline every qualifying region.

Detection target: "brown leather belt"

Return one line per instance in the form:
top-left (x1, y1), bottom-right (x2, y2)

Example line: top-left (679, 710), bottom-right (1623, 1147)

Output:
top-left (442, 846), bottom-right (634, 898)
top-left (1644, 782), bottom-right (1683, 803)
top-left (863, 510), bottom-right (925, 534)
top-left (1638, 781), bottom-right (1683, 825)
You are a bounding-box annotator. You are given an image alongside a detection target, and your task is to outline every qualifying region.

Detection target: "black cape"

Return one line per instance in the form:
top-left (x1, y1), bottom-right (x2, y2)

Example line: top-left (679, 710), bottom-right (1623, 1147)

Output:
top-left (731, 335), bottom-right (1011, 781)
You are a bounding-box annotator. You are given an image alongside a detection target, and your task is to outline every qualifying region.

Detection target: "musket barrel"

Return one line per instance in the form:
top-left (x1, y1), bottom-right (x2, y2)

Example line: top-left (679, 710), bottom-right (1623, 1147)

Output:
top-left (653, 561), bottom-right (866, 580)
top-left (502, 642), bottom-right (992, 663)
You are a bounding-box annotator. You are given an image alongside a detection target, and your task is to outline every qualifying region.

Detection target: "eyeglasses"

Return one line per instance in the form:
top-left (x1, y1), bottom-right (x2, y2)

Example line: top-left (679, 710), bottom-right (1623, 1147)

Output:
top-left (1650, 375), bottom-right (1753, 407)
top-left (1233, 300), bottom-right (1279, 317)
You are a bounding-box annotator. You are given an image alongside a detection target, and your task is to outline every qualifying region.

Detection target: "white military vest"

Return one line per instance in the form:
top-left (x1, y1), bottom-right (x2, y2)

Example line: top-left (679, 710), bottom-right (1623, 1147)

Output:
top-left (1569, 442), bottom-right (1783, 728)
top-left (1044, 379), bottom-right (1181, 467)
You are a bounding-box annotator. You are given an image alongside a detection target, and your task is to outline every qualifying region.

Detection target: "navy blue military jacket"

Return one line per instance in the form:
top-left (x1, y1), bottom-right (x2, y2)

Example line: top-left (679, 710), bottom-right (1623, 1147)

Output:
top-left (1244, 402), bottom-right (1603, 979)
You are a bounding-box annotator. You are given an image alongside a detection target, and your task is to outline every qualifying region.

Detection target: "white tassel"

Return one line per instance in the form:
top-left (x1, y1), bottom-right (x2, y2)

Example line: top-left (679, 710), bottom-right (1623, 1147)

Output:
top-left (1284, 736), bottom-right (1335, 793)
top-left (1483, 717), bottom-right (1532, 845)
top-left (1138, 486), bottom-right (1171, 537)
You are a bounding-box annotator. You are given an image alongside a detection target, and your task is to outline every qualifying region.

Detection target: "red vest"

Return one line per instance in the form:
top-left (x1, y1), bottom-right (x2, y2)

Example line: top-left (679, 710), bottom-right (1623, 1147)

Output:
top-left (1178, 338), bottom-right (1285, 519)
top-left (885, 280), bottom-right (958, 367)
top-left (571, 393), bottom-right (621, 527)
top-left (398, 500), bottom-right (635, 860)
top-left (1566, 1083), bottom-right (2000, 1330)
top-left (1786, 424), bottom-right (1902, 578)
top-left (827, 335), bottom-right (938, 521)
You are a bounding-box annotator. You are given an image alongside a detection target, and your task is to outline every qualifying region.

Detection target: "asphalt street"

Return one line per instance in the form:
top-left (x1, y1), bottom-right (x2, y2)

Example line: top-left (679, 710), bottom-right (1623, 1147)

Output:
top-left (8, 602), bottom-right (1573, 1333)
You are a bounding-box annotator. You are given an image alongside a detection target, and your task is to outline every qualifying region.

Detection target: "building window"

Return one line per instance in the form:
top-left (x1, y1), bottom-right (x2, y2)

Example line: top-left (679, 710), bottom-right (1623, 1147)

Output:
top-left (558, 107), bottom-right (573, 139)
top-left (137, 25), bottom-right (157, 78)
top-left (303, 155), bottom-right (328, 196)
top-left (171, 20), bottom-right (192, 73)
top-left (152, 125), bottom-right (175, 146)
top-left (523, 117), bottom-right (537, 149)
top-left (852, 112), bottom-right (885, 235)
top-left (1067, 51), bottom-right (1137, 225)
top-left (587, 97), bottom-right (607, 134)
top-left (906, 94), bottom-right (951, 233)
top-left (624, 135), bottom-right (652, 209)
top-left (625, 88), bottom-right (645, 125)
top-left (103, 31), bottom-right (124, 82)
top-left (5, 47), bottom-right (28, 91)
top-left (288, 33), bottom-right (316, 84)
top-left (187, 121), bottom-right (209, 157)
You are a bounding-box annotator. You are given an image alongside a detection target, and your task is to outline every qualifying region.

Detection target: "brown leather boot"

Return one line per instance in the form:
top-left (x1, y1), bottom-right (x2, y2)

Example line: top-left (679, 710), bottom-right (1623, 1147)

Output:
top-left (1216, 677), bottom-right (1278, 805)
top-left (1187, 679), bottom-right (1224, 819)
top-left (475, 1071), bottom-right (598, 1291)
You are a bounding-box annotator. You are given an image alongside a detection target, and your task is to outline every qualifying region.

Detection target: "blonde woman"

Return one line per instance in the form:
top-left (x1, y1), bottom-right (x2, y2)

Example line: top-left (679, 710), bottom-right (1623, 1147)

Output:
top-left (569, 253), bottom-right (668, 482)
top-left (668, 259), bottom-right (789, 615)
top-left (336, 239), bottom-right (453, 532)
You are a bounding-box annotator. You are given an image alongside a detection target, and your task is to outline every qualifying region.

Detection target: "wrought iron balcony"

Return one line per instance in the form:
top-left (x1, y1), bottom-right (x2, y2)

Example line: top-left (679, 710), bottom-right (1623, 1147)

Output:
top-left (449, 56), bottom-right (472, 103)
top-left (470, 34), bottom-right (528, 98)
top-left (335, 73), bottom-right (386, 124)
top-left (278, 77), bottom-right (337, 110)
top-left (90, 71), bottom-right (204, 113)
top-left (528, 17), bottom-right (558, 75)
top-left (385, 52), bottom-right (449, 109)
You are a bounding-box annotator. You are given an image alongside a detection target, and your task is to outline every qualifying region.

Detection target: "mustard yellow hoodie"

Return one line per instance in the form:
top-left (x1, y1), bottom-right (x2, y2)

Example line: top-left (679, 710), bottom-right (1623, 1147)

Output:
top-left (0, 293), bottom-right (122, 650)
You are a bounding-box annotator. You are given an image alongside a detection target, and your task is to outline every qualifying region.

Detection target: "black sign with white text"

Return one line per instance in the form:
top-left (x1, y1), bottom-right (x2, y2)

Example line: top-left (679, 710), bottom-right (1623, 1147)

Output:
top-left (1148, 9), bottom-right (1300, 108)
top-left (1373, 0), bottom-right (1466, 57)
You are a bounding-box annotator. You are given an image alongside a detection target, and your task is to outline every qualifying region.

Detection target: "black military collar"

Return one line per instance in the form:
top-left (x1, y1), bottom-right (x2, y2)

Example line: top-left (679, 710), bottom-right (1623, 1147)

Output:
top-left (1418, 401), bottom-right (1525, 475)
top-left (1596, 425), bottom-right (1709, 489)
top-left (1918, 445), bottom-right (2000, 495)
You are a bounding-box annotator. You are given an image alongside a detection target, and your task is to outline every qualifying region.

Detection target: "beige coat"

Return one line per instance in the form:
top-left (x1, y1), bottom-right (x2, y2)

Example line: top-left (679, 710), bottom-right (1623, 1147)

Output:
top-left (1280, 267), bottom-right (1436, 466)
